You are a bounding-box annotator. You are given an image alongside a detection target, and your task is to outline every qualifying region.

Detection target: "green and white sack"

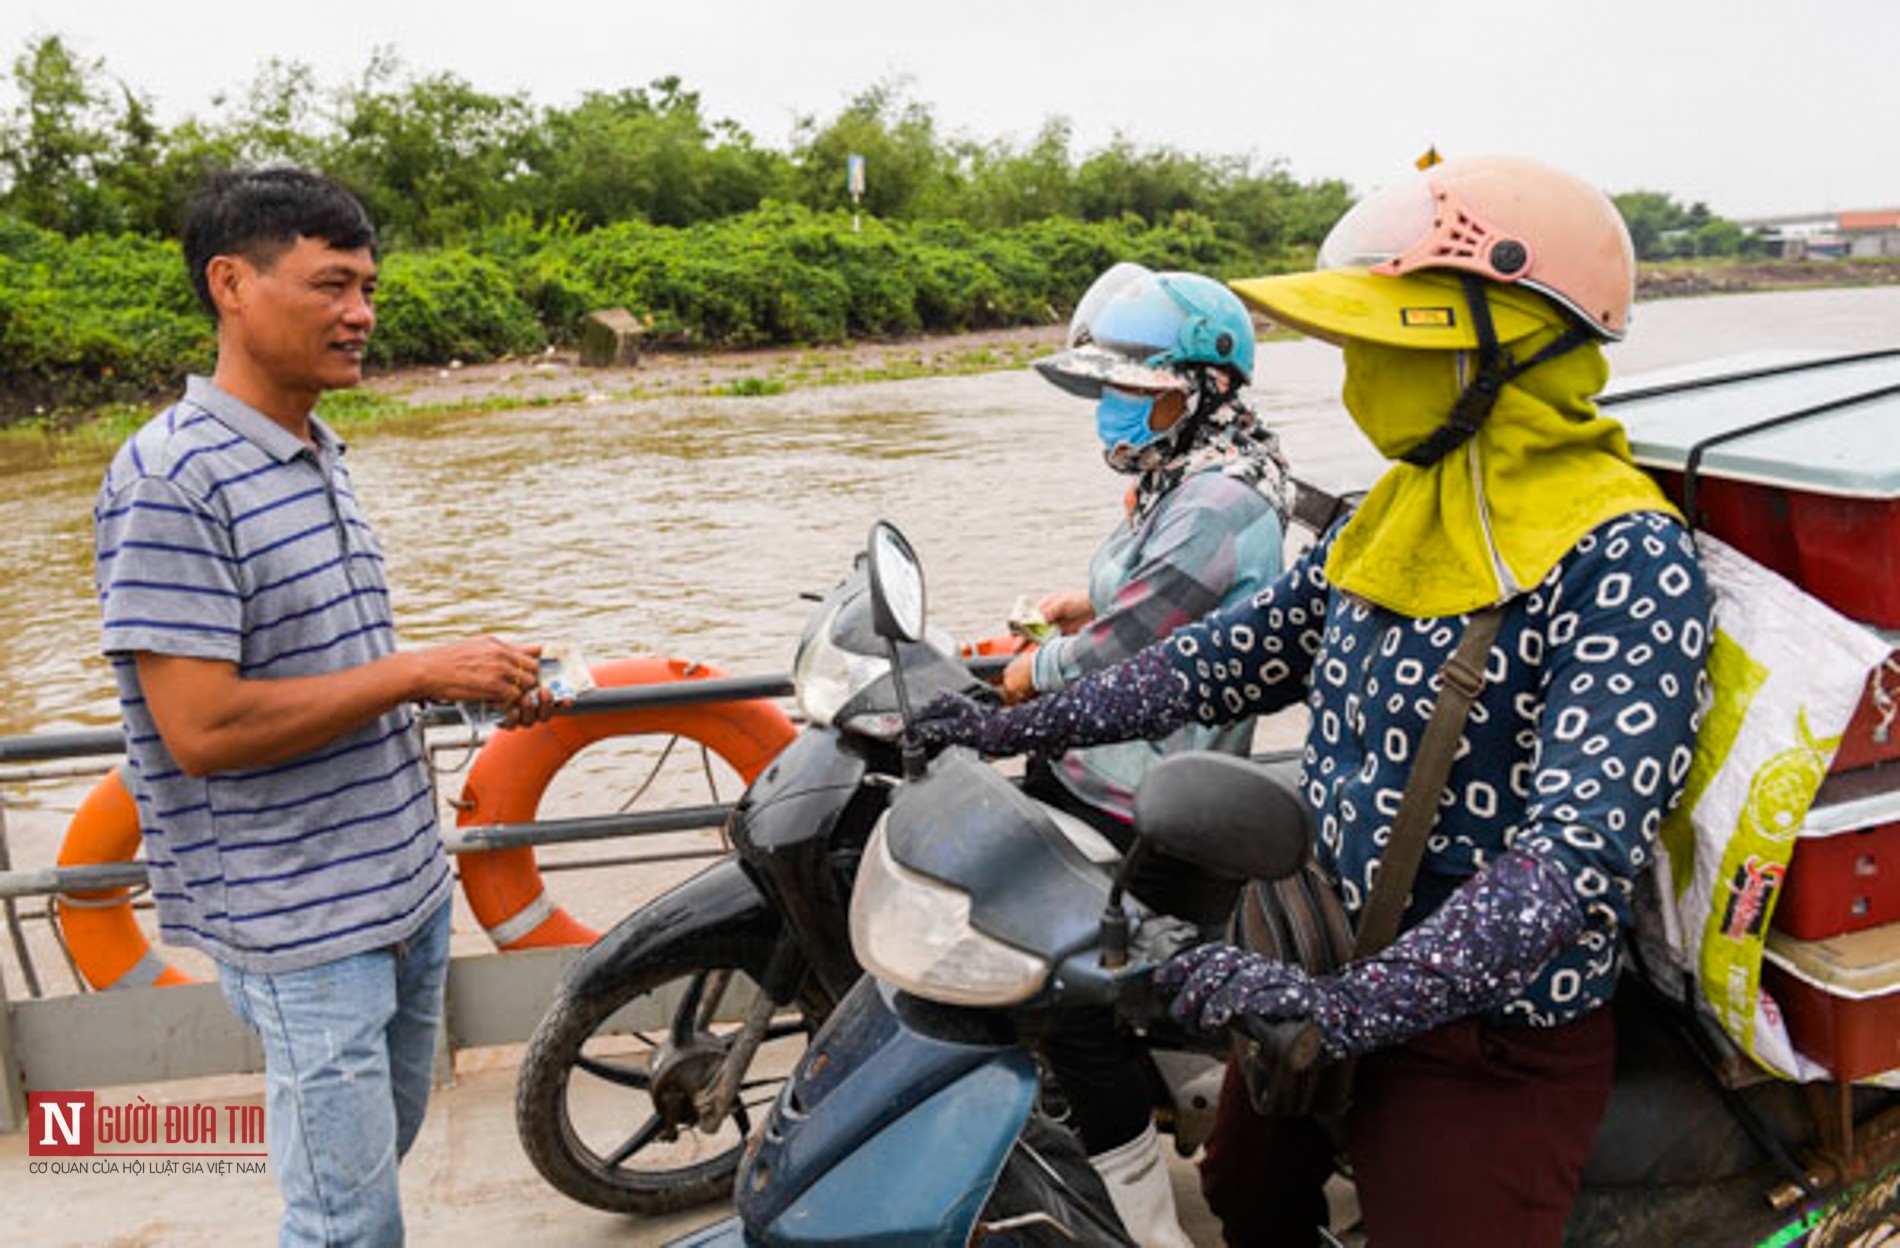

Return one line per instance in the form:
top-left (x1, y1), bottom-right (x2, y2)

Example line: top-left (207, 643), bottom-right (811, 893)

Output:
top-left (1644, 534), bottom-right (1892, 1082)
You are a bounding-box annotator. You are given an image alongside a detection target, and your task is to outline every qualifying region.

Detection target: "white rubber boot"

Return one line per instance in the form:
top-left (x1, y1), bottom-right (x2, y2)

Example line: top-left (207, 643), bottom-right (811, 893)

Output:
top-left (1088, 1122), bottom-right (1193, 1248)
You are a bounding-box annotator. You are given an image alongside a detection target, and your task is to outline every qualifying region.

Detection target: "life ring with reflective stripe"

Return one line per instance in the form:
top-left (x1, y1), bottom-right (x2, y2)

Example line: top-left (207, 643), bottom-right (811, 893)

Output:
top-left (454, 656), bottom-right (797, 950)
top-left (56, 768), bottom-right (197, 990)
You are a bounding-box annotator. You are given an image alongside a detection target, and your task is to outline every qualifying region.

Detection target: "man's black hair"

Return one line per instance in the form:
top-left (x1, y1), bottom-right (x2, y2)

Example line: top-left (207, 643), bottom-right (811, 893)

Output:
top-left (182, 167), bottom-right (378, 318)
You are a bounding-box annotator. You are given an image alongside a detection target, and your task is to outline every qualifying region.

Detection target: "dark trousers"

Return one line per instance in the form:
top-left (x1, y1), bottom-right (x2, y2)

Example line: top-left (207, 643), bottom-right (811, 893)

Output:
top-left (1200, 1006), bottom-right (1616, 1248)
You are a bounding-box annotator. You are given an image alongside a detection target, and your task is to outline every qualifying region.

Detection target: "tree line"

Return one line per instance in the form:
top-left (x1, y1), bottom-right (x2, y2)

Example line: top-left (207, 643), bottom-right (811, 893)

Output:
top-left (0, 35), bottom-right (1363, 253)
top-left (2, 34), bottom-right (1757, 258)
top-left (0, 34), bottom-right (1761, 413)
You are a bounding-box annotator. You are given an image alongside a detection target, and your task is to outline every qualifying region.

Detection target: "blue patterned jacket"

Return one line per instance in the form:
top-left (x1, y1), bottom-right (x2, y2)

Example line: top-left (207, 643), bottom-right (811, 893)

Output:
top-left (1163, 511), bottom-right (1712, 1024)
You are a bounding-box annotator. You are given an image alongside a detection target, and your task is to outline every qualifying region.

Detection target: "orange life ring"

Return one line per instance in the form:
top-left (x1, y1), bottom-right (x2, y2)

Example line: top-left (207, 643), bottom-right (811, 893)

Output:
top-left (959, 634), bottom-right (1035, 660)
top-left (56, 768), bottom-right (196, 990)
top-left (454, 656), bottom-right (797, 950)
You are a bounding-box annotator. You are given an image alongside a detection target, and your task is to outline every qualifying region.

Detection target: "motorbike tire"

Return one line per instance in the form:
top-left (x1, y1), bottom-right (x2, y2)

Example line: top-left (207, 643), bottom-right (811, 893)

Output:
top-left (979, 1112), bottom-right (1138, 1247)
top-left (515, 931), bottom-right (818, 1216)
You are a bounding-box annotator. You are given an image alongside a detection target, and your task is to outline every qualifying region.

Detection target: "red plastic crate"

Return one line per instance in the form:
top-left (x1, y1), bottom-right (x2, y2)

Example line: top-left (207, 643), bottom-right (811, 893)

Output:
top-left (1762, 924), bottom-right (1900, 1081)
top-left (1648, 469), bottom-right (1900, 628)
top-left (1789, 492), bottom-right (1900, 630)
top-left (1614, 349), bottom-right (1900, 628)
top-left (1648, 469), bottom-right (1800, 582)
top-left (1775, 820), bottom-right (1900, 940)
top-left (1831, 655), bottom-right (1900, 773)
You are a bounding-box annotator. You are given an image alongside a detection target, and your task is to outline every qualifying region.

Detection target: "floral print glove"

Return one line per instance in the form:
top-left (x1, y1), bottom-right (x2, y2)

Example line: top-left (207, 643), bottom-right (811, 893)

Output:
top-left (911, 643), bottom-right (1190, 758)
top-left (1156, 849), bottom-right (1585, 1061)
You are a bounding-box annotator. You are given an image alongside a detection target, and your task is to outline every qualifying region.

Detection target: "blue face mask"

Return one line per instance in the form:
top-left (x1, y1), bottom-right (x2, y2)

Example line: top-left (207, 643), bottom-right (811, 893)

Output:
top-left (1095, 386), bottom-right (1161, 455)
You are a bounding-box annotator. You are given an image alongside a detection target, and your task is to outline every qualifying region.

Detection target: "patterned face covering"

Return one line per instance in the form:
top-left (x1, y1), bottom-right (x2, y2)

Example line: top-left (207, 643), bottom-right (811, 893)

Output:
top-left (1109, 374), bottom-right (1293, 526)
top-left (1324, 333), bottom-right (1678, 616)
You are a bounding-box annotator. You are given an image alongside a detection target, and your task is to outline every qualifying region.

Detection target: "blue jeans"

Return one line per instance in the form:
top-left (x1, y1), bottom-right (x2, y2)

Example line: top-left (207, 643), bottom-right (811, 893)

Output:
top-left (219, 900), bottom-right (452, 1248)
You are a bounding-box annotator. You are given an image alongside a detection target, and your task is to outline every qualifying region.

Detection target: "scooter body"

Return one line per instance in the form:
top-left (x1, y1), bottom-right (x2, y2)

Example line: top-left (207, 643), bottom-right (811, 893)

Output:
top-left (677, 976), bottom-right (1152, 1248)
top-left (733, 980), bottom-right (1038, 1247)
top-left (673, 751), bottom-right (1165, 1248)
top-left (520, 526), bottom-right (1247, 1215)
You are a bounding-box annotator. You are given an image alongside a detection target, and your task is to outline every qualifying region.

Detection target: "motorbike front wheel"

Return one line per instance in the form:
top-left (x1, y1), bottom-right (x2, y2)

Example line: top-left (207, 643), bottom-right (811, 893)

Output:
top-left (516, 934), bottom-right (817, 1215)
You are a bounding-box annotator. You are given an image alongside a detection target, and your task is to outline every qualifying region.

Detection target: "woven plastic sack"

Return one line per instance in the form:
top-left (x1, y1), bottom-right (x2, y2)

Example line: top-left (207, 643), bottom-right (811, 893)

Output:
top-left (1642, 534), bottom-right (1891, 1081)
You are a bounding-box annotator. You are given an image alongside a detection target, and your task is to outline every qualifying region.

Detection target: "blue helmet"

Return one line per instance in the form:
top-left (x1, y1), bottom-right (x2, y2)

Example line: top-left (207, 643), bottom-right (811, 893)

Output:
top-left (1035, 262), bottom-right (1257, 399)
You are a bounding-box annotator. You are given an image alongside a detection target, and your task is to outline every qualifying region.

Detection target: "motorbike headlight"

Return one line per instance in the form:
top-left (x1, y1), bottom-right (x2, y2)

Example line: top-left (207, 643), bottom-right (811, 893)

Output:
top-left (848, 819), bottom-right (1050, 1007)
top-left (793, 600), bottom-right (959, 741)
top-left (792, 598), bottom-right (891, 729)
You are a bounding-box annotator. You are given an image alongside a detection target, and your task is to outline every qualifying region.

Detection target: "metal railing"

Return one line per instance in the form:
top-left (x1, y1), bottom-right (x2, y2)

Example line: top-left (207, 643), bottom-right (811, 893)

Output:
top-left (0, 657), bottom-right (1013, 1131)
top-left (0, 670), bottom-right (816, 1131)
top-left (0, 676), bottom-right (800, 902)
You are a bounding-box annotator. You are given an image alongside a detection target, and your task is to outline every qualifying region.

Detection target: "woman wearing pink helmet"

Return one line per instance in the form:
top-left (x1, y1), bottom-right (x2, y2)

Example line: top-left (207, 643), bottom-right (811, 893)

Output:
top-left (916, 155), bottom-right (1713, 1246)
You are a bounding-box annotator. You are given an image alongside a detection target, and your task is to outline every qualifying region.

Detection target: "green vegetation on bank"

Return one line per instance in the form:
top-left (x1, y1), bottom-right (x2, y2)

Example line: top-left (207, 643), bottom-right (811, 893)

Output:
top-left (0, 206), bottom-right (1297, 414)
top-left (0, 33), bottom-right (1783, 422)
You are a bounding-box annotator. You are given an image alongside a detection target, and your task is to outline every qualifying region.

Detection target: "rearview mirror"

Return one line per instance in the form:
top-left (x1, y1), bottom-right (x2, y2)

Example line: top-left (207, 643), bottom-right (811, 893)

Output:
top-left (866, 521), bottom-right (926, 644)
top-left (1131, 753), bottom-right (1310, 883)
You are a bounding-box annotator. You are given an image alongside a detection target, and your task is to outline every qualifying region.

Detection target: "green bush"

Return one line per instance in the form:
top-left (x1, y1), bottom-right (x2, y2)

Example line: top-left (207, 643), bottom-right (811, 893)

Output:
top-left (369, 249), bottom-right (546, 365)
top-left (520, 206), bottom-right (1289, 349)
top-left (0, 204), bottom-right (1304, 417)
top-left (0, 220), bottom-right (212, 406)
top-left (472, 215), bottom-right (605, 342)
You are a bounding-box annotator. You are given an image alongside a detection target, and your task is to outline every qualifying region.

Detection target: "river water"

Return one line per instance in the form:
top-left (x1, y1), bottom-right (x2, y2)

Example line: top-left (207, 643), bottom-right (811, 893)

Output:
top-left (1, 285), bottom-right (1896, 977)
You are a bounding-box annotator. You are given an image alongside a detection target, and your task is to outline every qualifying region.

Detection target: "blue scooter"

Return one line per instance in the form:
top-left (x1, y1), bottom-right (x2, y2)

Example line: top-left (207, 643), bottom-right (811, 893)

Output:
top-left (670, 521), bottom-right (1314, 1246)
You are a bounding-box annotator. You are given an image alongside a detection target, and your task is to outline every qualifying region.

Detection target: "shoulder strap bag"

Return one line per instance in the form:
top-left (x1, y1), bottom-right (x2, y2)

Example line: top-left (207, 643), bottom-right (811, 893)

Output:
top-left (1231, 606), bottom-right (1504, 1116)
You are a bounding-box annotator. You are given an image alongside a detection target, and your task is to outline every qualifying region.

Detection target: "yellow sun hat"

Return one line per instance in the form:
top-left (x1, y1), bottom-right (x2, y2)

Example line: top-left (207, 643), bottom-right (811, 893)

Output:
top-left (1229, 267), bottom-right (1566, 350)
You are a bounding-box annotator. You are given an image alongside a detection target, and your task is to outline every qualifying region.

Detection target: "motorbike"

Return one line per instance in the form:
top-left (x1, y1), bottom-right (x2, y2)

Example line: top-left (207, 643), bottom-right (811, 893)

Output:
top-left (514, 523), bottom-right (1242, 1218)
top-left (671, 520), bottom-right (1900, 1248)
top-left (512, 526), bottom-right (983, 1213)
top-left (665, 521), bottom-right (1316, 1246)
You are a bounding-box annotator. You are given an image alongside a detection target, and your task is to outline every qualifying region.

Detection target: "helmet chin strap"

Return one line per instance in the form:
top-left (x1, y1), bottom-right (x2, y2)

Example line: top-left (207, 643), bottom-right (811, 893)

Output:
top-left (1400, 275), bottom-right (1592, 468)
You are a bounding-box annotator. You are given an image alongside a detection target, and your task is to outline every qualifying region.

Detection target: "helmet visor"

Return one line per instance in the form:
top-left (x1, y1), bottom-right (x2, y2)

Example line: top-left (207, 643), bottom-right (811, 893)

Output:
top-left (1317, 175), bottom-right (1437, 272)
top-left (1034, 346), bottom-right (1188, 399)
top-left (1074, 264), bottom-right (1199, 365)
top-left (1067, 262), bottom-right (1151, 350)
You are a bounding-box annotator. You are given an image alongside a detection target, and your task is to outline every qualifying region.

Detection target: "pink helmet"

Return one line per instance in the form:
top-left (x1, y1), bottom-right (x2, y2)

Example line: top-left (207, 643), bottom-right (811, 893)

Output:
top-left (1231, 156), bottom-right (1635, 467)
top-left (1317, 154), bottom-right (1635, 340)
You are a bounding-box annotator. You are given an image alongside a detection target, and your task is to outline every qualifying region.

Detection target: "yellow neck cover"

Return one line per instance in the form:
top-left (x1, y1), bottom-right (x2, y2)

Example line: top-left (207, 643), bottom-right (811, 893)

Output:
top-left (1325, 332), bottom-right (1679, 618)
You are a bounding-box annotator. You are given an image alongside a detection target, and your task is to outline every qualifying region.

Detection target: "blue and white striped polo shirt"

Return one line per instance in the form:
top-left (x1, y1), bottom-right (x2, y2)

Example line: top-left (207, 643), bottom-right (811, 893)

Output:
top-left (94, 376), bottom-right (450, 974)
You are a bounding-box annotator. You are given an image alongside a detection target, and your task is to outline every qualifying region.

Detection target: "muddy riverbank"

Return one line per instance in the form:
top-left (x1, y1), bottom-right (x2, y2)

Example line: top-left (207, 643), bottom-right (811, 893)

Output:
top-left (366, 258), bottom-right (1900, 414)
top-left (6, 258), bottom-right (1897, 441)
top-left (369, 324), bottom-right (1067, 412)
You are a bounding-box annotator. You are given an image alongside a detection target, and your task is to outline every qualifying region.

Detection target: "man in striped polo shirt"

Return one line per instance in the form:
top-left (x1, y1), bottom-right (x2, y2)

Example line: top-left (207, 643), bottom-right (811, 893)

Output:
top-left (93, 168), bottom-right (556, 1246)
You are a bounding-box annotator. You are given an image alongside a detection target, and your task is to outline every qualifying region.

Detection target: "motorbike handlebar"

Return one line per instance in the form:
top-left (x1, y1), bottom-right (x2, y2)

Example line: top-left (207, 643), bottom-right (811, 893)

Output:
top-left (1235, 1014), bottom-right (1324, 1073)
top-left (1102, 954), bottom-right (1325, 1073)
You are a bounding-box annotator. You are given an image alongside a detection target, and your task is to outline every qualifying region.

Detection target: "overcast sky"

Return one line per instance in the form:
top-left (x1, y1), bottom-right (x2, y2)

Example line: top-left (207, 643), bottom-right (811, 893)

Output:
top-left (5, 1), bottom-right (1896, 221)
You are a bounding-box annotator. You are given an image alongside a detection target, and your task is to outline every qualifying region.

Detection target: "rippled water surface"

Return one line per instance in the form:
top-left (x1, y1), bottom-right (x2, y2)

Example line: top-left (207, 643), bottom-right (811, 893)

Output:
top-left (7, 286), bottom-right (1896, 738)
top-left (1, 286), bottom-right (1896, 967)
